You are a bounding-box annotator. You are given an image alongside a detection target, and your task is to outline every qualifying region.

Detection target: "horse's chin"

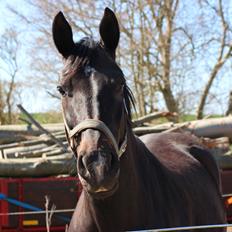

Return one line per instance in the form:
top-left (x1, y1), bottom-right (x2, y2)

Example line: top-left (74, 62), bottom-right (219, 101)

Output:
top-left (79, 174), bottom-right (119, 199)
top-left (88, 181), bottom-right (119, 199)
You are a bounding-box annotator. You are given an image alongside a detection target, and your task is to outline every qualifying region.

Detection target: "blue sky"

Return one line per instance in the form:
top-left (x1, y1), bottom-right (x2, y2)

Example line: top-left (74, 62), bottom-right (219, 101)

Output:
top-left (0, 0), bottom-right (60, 112)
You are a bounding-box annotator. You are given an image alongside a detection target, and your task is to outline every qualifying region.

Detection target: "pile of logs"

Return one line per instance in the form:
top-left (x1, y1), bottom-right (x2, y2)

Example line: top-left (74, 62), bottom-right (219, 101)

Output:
top-left (0, 105), bottom-right (231, 177)
top-left (0, 131), bottom-right (76, 177)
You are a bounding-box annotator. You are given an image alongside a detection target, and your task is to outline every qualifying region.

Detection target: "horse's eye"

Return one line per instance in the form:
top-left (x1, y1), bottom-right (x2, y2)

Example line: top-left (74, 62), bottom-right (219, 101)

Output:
top-left (115, 83), bottom-right (124, 93)
top-left (57, 86), bottom-right (66, 96)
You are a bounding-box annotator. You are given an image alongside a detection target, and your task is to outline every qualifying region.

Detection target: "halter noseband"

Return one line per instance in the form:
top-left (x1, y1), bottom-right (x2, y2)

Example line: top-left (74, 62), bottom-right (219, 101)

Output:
top-left (63, 117), bottom-right (127, 158)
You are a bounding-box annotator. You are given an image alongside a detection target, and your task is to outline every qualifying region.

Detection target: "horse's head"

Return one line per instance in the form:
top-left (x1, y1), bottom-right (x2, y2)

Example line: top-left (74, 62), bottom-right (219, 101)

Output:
top-left (52, 8), bottom-right (133, 199)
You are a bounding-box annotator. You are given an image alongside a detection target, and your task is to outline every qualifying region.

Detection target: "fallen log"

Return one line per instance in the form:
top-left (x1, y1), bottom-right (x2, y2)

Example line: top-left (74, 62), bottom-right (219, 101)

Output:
top-left (39, 133), bottom-right (66, 142)
top-left (202, 137), bottom-right (230, 150)
top-left (0, 124), bottom-right (64, 144)
top-left (0, 149), bottom-right (231, 176)
top-left (134, 116), bottom-right (232, 138)
top-left (0, 132), bottom-right (40, 144)
top-left (43, 148), bottom-right (67, 157)
top-left (187, 116), bottom-right (232, 138)
top-left (5, 144), bottom-right (70, 159)
top-left (4, 143), bottom-right (48, 158)
top-left (0, 134), bottom-right (68, 158)
top-left (0, 131), bottom-right (66, 151)
top-left (133, 111), bottom-right (177, 127)
top-left (0, 138), bottom-right (53, 150)
top-left (134, 122), bottom-right (174, 134)
top-left (13, 144), bottom-right (59, 158)
top-left (0, 123), bottom-right (64, 133)
top-left (0, 115), bottom-right (232, 176)
top-left (0, 153), bottom-right (76, 177)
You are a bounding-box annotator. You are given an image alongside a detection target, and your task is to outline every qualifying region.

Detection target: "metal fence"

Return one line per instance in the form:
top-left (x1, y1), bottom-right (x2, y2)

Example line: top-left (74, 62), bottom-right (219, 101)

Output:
top-left (130, 224), bottom-right (232, 231)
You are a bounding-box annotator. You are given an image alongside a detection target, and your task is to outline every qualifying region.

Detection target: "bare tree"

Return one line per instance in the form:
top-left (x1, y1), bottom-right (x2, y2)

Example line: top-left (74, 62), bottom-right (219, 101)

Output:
top-left (10, 0), bottom-right (189, 117)
top-left (196, 0), bottom-right (232, 119)
top-left (8, 0), bottom-right (232, 119)
top-left (0, 28), bottom-right (20, 124)
top-left (112, 0), bottom-right (194, 116)
top-left (8, 1), bottom-right (100, 92)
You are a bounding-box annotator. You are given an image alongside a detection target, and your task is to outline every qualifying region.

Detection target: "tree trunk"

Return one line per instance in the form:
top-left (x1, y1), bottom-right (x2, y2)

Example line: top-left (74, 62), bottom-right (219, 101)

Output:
top-left (196, 61), bottom-right (224, 119)
top-left (159, 0), bottom-right (179, 116)
top-left (161, 86), bottom-right (179, 114)
top-left (0, 82), bottom-right (5, 125)
top-left (196, 0), bottom-right (232, 119)
top-left (6, 71), bottom-right (16, 124)
top-left (226, 91), bottom-right (232, 116)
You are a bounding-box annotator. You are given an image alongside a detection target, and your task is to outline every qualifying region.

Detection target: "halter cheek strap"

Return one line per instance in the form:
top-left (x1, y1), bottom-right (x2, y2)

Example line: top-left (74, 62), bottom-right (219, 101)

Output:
top-left (63, 117), bottom-right (127, 158)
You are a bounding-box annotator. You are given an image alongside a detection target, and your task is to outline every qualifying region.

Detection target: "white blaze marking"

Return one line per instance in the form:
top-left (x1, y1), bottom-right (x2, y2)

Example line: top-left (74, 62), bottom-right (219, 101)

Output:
top-left (89, 68), bottom-right (100, 119)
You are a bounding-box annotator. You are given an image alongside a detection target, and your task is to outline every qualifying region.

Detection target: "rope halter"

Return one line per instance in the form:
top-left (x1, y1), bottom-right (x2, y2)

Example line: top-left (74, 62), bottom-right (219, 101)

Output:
top-left (63, 118), bottom-right (127, 158)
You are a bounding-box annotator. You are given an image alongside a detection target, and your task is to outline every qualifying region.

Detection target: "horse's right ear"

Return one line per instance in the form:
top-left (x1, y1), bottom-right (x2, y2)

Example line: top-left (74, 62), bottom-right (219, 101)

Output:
top-left (52, 12), bottom-right (75, 57)
top-left (99, 8), bottom-right (120, 59)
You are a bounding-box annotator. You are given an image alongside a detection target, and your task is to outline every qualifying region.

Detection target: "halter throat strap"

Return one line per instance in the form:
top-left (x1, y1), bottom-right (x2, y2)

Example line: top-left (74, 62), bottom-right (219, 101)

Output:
top-left (64, 118), bottom-right (127, 158)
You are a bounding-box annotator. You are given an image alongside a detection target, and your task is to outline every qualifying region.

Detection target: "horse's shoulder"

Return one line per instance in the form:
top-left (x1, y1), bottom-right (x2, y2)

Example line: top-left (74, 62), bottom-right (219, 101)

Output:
top-left (139, 132), bottom-right (199, 159)
top-left (140, 131), bottom-right (199, 147)
top-left (139, 132), bottom-right (196, 168)
top-left (139, 132), bottom-right (220, 189)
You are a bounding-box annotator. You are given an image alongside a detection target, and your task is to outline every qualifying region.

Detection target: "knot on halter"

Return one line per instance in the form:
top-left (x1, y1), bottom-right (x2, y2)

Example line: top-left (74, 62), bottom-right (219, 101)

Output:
top-left (64, 119), bottom-right (127, 158)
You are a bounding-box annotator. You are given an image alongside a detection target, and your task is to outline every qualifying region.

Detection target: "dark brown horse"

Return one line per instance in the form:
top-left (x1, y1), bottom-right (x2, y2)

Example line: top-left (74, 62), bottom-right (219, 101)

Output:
top-left (52, 8), bottom-right (226, 232)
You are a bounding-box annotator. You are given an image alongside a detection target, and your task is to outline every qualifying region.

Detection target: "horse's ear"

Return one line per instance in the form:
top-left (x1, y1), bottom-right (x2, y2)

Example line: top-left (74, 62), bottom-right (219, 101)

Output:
top-left (99, 8), bottom-right (120, 59)
top-left (52, 12), bottom-right (75, 57)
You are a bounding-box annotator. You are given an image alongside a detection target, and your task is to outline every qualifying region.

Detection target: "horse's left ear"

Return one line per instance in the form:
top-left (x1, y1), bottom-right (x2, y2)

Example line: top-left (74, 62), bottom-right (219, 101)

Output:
top-left (52, 12), bottom-right (75, 58)
top-left (99, 7), bottom-right (120, 59)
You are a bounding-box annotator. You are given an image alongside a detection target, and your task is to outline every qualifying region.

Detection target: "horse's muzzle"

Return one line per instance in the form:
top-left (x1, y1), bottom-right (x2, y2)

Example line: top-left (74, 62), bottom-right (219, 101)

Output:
top-left (77, 150), bottom-right (120, 198)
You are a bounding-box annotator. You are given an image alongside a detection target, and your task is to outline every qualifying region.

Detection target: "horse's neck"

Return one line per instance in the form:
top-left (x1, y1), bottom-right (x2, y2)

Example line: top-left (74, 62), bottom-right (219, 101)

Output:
top-left (107, 133), bottom-right (159, 212)
top-left (90, 132), bottom-right (142, 223)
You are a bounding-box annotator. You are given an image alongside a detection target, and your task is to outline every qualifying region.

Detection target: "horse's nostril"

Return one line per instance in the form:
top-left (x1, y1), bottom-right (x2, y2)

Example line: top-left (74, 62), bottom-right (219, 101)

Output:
top-left (77, 151), bottom-right (119, 181)
top-left (110, 153), bottom-right (114, 168)
top-left (79, 156), bottom-right (84, 169)
top-left (77, 153), bottom-right (85, 176)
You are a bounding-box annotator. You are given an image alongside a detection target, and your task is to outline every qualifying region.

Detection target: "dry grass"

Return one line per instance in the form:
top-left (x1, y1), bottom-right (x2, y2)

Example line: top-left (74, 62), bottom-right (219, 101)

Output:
top-left (45, 196), bottom-right (56, 232)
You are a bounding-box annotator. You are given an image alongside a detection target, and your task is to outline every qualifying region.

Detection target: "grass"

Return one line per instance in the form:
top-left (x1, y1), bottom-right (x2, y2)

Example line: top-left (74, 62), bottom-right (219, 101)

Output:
top-left (32, 113), bottom-right (222, 125)
top-left (132, 113), bottom-right (225, 126)
top-left (1, 112), bottom-right (225, 125)
top-left (180, 114), bottom-right (196, 122)
top-left (180, 114), bottom-right (223, 122)
top-left (28, 112), bottom-right (63, 124)
top-left (14, 111), bottom-right (63, 124)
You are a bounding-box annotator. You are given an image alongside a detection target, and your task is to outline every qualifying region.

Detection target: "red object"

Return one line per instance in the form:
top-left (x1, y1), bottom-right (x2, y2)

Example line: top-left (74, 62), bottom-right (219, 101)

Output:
top-left (0, 171), bottom-right (231, 231)
top-left (0, 177), bottom-right (82, 232)
top-left (221, 169), bottom-right (232, 223)
top-left (226, 197), bottom-right (232, 206)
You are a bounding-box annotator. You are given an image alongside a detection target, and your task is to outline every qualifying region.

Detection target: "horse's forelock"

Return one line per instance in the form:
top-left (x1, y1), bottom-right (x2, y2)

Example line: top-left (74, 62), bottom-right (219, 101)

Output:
top-left (61, 38), bottom-right (97, 79)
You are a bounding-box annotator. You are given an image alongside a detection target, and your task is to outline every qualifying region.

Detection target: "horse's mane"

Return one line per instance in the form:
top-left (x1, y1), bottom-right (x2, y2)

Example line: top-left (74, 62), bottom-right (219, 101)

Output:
top-left (123, 84), bottom-right (136, 123)
top-left (61, 37), bottom-right (135, 122)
